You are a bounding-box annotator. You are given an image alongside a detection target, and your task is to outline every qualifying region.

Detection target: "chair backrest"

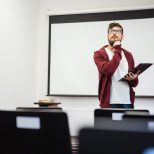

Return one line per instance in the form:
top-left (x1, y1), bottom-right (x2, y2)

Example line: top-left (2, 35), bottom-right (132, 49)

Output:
top-left (79, 128), bottom-right (154, 154)
top-left (16, 107), bottom-right (63, 112)
top-left (95, 108), bottom-right (149, 119)
top-left (122, 114), bottom-right (154, 132)
top-left (0, 110), bottom-right (72, 154)
top-left (94, 108), bottom-right (149, 131)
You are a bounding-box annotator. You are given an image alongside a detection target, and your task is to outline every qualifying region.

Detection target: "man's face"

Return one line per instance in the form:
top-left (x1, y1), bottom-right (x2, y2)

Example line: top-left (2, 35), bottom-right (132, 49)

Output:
top-left (107, 26), bottom-right (124, 46)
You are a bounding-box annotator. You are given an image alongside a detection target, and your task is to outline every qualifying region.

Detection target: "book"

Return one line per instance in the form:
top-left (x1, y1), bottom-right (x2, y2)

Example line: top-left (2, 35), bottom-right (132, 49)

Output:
top-left (34, 102), bottom-right (61, 108)
top-left (119, 63), bottom-right (153, 81)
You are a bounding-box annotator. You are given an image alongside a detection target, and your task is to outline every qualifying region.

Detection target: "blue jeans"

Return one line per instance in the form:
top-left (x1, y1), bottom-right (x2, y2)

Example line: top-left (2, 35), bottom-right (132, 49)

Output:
top-left (110, 104), bottom-right (133, 109)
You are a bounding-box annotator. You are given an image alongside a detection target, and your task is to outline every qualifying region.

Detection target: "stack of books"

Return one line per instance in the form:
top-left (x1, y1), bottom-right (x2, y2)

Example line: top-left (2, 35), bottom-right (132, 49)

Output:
top-left (34, 99), bottom-right (61, 108)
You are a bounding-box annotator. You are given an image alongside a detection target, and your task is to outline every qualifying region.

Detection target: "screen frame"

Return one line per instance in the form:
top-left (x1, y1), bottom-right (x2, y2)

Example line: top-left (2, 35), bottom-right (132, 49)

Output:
top-left (47, 9), bottom-right (154, 97)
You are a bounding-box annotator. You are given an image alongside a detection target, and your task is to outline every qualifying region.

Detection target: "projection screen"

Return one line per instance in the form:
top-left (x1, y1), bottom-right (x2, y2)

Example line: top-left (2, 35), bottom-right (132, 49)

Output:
top-left (48, 9), bottom-right (154, 97)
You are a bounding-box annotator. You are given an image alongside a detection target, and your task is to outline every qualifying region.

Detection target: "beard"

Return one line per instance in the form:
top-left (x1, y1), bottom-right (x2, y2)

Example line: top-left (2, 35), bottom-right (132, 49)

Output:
top-left (108, 36), bottom-right (121, 47)
top-left (108, 40), bottom-right (115, 47)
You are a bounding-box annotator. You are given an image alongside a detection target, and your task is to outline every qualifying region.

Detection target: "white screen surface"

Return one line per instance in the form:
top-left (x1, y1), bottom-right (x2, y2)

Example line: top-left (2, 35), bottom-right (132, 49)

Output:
top-left (49, 18), bottom-right (154, 96)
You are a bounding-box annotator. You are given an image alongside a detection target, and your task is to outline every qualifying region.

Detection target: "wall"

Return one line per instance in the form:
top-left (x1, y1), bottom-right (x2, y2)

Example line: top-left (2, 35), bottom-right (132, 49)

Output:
top-left (36, 0), bottom-right (154, 135)
top-left (0, 0), bottom-right (38, 109)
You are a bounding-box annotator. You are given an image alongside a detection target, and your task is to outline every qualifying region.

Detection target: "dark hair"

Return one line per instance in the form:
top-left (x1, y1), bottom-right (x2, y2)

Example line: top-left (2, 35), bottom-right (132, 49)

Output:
top-left (108, 22), bottom-right (123, 34)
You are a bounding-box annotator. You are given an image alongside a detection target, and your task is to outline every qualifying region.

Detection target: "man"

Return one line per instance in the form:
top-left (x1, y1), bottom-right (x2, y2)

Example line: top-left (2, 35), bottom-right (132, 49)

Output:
top-left (94, 22), bottom-right (139, 108)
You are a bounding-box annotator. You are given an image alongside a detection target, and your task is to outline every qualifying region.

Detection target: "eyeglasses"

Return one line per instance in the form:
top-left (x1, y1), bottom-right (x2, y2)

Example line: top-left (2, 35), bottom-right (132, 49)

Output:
top-left (108, 29), bottom-right (122, 34)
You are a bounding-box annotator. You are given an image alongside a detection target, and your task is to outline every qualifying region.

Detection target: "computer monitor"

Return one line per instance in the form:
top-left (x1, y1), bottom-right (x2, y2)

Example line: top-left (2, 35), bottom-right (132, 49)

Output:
top-left (79, 128), bottom-right (154, 154)
top-left (0, 110), bottom-right (71, 154)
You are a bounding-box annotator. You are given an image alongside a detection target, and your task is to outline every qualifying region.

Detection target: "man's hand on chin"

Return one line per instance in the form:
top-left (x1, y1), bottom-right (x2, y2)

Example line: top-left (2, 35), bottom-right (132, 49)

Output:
top-left (113, 41), bottom-right (121, 46)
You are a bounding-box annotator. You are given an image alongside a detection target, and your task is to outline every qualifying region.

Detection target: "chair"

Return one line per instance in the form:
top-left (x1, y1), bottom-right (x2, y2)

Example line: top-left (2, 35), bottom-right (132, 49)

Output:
top-left (79, 128), bottom-right (154, 154)
top-left (122, 114), bottom-right (154, 132)
top-left (94, 108), bottom-right (149, 129)
top-left (95, 108), bottom-right (149, 119)
top-left (0, 110), bottom-right (72, 154)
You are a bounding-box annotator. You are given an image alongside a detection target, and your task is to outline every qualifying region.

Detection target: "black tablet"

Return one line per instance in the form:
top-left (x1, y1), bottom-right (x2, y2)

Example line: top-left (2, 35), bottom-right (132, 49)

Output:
top-left (119, 63), bottom-right (153, 81)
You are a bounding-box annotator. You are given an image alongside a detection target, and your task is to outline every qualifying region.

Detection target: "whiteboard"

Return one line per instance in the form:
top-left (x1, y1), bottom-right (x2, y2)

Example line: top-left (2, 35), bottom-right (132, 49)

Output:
top-left (48, 10), bottom-right (154, 96)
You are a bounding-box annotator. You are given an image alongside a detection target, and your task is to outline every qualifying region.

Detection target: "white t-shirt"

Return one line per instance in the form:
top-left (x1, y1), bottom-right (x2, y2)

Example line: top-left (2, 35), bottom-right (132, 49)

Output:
top-left (105, 47), bottom-right (131, 104)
